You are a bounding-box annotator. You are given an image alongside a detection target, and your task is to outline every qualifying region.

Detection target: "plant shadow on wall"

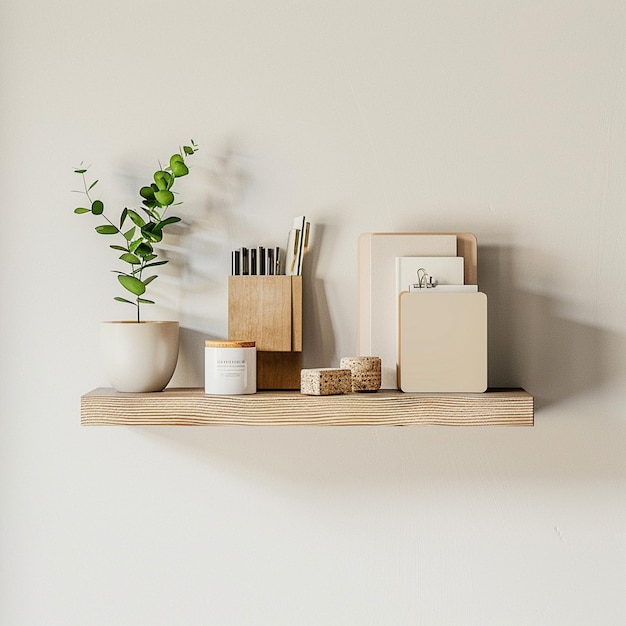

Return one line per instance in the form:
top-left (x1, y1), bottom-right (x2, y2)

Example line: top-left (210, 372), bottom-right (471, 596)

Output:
top-left (481, 245), bottom-right (623, 409)
top-left (159, 146), bottom-right (255, 387)
top-left (159, 153), bottom-right (336, 385)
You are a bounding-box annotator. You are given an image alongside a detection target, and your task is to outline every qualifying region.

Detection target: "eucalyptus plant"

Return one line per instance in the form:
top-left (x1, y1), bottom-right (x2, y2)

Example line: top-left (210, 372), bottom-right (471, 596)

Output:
top-left (73, 140), bottom-right (198, 322)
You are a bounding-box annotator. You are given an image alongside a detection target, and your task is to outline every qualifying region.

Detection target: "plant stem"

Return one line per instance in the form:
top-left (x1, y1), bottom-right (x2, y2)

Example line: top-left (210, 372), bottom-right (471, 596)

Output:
top-left (136, 261), bottom-right (142, 323)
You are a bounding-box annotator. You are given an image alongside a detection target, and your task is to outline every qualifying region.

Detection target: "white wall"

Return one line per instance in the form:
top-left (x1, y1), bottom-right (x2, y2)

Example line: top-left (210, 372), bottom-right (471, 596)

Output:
top-left (2, 1), bottom-right (625, 624)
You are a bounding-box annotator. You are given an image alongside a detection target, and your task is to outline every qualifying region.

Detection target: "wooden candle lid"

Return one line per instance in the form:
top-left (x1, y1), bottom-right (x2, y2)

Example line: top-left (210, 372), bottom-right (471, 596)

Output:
top-left (205, 339), bottom-right (256, 348)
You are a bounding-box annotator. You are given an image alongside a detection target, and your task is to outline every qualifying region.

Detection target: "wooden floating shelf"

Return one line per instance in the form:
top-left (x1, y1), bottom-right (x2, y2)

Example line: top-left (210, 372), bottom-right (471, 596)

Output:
top-left (81, 387), bottom-right (533, 427)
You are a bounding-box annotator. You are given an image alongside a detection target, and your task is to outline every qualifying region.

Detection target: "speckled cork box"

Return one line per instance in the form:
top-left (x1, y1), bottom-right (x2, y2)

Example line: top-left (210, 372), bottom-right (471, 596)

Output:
top-left (300, 368), bottom-right (352, 395)
top-left (340, 356), bottom-right (382, 392)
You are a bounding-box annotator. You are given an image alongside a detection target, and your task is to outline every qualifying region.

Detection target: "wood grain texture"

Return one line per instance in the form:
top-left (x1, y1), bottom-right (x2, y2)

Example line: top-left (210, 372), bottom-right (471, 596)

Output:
top-left (81, 388), bottom-right (534, 426)
top-left (228, 276), bottom-right (302, 352)
top-left (257, 352), bottom-right (302, 390)
top-left (291, 276), bottom-right (302, 351)
top-left (228, 275), bottom-right (303, 389)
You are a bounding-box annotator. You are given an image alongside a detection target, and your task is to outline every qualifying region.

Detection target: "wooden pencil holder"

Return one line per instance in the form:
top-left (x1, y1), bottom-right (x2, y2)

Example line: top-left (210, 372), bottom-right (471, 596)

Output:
top-left (228, 275), bottom-right (302, 390)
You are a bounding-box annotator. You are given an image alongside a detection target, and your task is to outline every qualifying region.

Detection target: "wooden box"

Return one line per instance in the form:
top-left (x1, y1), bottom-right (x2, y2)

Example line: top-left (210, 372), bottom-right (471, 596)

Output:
top-left (228, 276), bottom-right (302, 389)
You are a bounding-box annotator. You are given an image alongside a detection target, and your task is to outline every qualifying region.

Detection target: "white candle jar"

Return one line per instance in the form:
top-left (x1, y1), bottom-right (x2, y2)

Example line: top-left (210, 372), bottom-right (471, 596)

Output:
top-left (205, 340), bottom-right (256, 395)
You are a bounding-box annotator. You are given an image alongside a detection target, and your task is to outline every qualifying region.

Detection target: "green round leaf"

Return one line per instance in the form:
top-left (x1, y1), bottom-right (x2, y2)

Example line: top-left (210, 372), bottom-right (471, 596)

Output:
top-left (95, 225), bottom-right (119, 234)
top-left (91, 200), bottom-right (104, 215)
top-left (120, 252), bottom-right (141, 264)
top-left (129, 241), bottom-right (139, 253)
top-left (114, 296), bottom-right (136, 305)
top-left (143, 260), bottom-right (168, 270)
top-left (118, 274), bottom-right (146, 296)
top-left (154, 189), bottom-right (174, 206)
top-left (134, 242), bottom-right (154, 257)
top-left (154, 170), bottom-right (173, 191)
top-left (171, 161), bottom-right (189, 177)
top-left (142, 226), bottom-right (162, 243)
top-left (74, 207), bottom-right (90, 214)
top-left (170, 153), bottom-right (184, 167)
top-left (127, 209), bottom-right (145, 227)
top-left (158, 216), bottom-right (181, 229)
top-left (140, 186), bottom-right (155, 200)
top-left (119, 208), bottom-right (128, 228)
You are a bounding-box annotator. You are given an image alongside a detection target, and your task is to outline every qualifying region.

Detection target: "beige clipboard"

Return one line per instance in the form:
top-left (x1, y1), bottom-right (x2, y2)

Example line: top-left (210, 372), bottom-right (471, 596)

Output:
top-left (358, 232), bottom-right (478, 389)
top-left (398, 291), bottom-right (487, 393)
top-left (358, 232), bottom-right (468, 388)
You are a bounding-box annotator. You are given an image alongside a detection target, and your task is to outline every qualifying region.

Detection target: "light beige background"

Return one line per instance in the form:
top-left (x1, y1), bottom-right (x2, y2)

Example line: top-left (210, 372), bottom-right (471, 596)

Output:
top-left (1, 1), bottom-right (625, 624)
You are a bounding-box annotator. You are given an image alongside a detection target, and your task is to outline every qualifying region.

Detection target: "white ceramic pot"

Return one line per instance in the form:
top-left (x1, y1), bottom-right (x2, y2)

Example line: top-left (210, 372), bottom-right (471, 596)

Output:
top-left (101, 321), bottom-right (179, 392)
